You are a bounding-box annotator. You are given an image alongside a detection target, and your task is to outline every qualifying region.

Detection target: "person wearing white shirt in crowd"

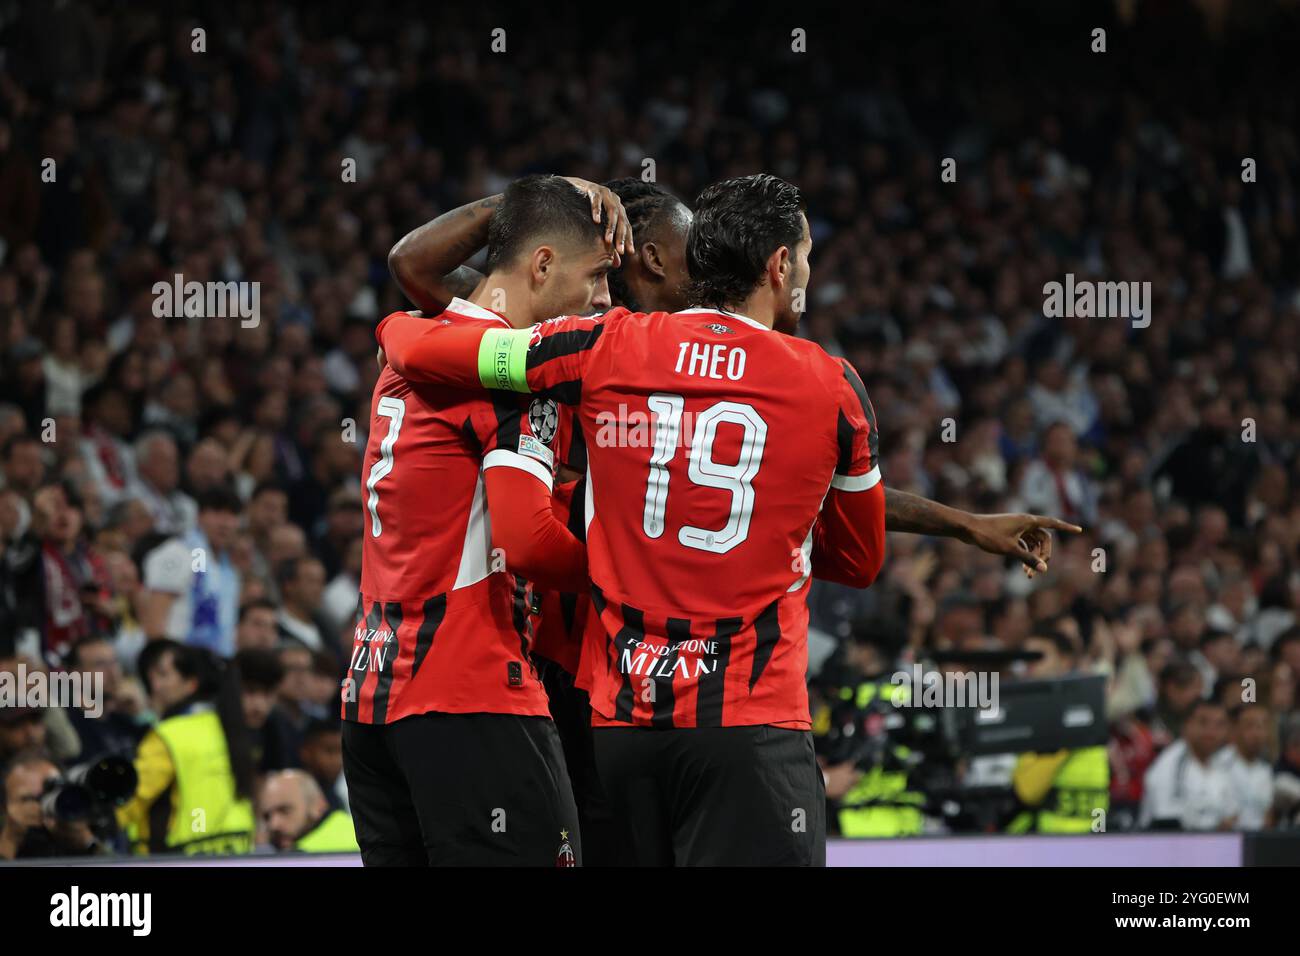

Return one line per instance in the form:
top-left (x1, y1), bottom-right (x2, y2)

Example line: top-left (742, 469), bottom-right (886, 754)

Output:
top-left (140, 487), bottom-right (243, 657)
top-left (130, 430), bottom-right (197, 535)
top-left (1212, 703), bottom-right (1274, 830)
top-left (274, 556), bottom-right (328, 653)
top-left (1140, 699), bottom-right (1238, 831)
top-left (320, 536), bottom-right (362, 644)
top-left (1017, 421), bottom-right (1097, 527)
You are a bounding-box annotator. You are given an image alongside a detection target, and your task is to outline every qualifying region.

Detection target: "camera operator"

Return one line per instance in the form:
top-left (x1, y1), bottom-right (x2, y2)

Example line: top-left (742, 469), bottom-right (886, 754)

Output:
top-left (1007, 630), bottom-right (1109, 833)
top-left (0, 751), bottom-right (105, 858)
top-left (812, 615), bottom-right (927, 837)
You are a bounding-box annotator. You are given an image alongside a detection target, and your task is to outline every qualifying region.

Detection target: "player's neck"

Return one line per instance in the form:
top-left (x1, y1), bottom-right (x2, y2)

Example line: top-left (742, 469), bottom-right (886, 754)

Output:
top-left (723, 293), bottom-right (777, 330)
top-left (468, 273), bottom-right (538, 329)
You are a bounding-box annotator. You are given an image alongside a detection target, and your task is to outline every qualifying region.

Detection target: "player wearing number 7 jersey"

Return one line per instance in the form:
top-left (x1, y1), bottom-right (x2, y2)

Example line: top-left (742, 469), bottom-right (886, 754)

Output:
top-left (378, 174), bottom-right (884, 865)
top-left (342, 174), bottom-right (630, 866)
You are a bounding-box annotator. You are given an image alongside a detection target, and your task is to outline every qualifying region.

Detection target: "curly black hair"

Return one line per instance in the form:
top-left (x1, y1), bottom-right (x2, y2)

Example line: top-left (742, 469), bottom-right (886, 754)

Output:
top-left (684, 174), bottom-right (805, 310)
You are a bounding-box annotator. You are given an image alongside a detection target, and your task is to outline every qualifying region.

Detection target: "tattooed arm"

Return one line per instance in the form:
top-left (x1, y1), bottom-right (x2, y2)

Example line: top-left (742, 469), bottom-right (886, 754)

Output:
top-left (387, 178), bottom-right (633, 314)
top-left (885, 487), bottom-right (1081, 575)
top-left (388, 195), bottom-right (502, 313)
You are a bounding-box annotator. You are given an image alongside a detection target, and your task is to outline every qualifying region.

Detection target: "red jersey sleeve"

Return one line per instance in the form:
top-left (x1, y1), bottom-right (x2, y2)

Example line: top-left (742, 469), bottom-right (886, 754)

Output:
top-left (377, 310), bottom-right (488, 390)
top-left (812, 359), bottom-right (886, 587)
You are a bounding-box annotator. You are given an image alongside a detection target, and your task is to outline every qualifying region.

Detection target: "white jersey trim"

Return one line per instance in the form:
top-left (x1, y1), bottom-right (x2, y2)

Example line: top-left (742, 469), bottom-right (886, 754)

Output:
top-left (831, 465), bottom-right (881, 492)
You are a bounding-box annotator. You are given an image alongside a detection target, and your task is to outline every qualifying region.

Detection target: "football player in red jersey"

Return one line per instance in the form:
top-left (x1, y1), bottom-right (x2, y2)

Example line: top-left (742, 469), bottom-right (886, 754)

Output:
top-left (384, 177), bottom-right (1081, 864)
top-left (341, 174), bottom-right (631, 866)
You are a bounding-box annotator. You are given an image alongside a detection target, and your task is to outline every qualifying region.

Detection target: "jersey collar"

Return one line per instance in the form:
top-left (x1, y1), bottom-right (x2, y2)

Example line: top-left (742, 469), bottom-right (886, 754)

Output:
top-left (445, 296), bottom-right (513, 328)
top-left (677, 307), bottom-right (771, 332)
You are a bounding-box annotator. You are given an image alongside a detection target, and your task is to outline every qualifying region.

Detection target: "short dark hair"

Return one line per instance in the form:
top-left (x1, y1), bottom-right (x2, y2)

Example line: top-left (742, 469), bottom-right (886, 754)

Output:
top-left (1027, 629), bottom-right (1076, 661)
top-left (302, 715), bottom-right (342, 741)
top-left (1159, 658), bottom-right (1200, 688)
top-left (234, 648), bottom-right (285, 692)
top-left (239, 597), bottom-right (277, 621)
top-left (1188, 697), bottom-right (1227, 720)
top-left (197, 485), bottom-right (243, 515)
top-left (250, 480), bottom-right (288, 501)
top-left (2, 433), bottom-right (39, 461)
top-left (484, 174), bottom-right (606, 273)
top-left (1272, 626), bottom-right (1300, 663)
top-left (64, 634), bottom-right (112, 669)
top-left (684, 173), bottom-right (805, 310)
top-left (603, 178), bottom-right (686, 309)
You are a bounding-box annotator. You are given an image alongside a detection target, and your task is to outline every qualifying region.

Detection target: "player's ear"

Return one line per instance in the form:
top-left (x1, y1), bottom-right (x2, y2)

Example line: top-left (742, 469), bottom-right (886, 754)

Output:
top-left (767, 245), bottom-right (791, 290)
top-left (640, 241), bottom-right (667, 279)
top-left (530, 246), bottom-right (556, 284)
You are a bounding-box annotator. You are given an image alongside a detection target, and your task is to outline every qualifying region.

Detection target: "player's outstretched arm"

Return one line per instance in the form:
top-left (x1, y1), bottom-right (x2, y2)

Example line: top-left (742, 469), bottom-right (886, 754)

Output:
top-left (378, 311), bottom-right (603, 400)
top-left (388, 195), bottom-right (501, 313)
top-left (376, 311), bottom-right (497, 390)
top-left (884, 487), bottom-right (1082, 576)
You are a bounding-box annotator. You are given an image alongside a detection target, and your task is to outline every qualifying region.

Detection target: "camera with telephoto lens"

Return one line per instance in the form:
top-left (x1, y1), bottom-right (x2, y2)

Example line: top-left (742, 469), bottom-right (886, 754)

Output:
top-left (40, 755), bottom-right (138, 833)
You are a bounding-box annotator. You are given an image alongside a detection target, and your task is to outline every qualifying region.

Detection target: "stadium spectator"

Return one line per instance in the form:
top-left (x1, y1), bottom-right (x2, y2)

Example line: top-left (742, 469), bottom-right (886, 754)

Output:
top-left (257, 769), bottom-right (358, 853)
top-left (129, 431), bottom-right (195, 536)
top-left (1214, 704), bottom-right (1275, 830)
top-left (63, 635), bottom-right (145, 764)
top-left (274, 557), bottom-right (329, 654)
top-left (139, 486), bottom-right (243, 655)
top-left (1140, 699), bottom-right (1237, 831)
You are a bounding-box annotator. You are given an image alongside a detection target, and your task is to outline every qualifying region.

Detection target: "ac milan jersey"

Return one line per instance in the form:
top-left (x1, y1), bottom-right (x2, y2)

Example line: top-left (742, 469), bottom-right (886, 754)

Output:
top-left (494, 307), bottom-right (883, 729)
top-left (343, 301), bottom-right (561, 724)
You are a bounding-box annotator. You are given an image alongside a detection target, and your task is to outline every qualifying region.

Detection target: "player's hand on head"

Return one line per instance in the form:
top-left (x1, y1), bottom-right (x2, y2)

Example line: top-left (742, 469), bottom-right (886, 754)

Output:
top-left (562, 176), bottom-right (634, 260)
top-left (960, 512), bottom-right (1082, 576)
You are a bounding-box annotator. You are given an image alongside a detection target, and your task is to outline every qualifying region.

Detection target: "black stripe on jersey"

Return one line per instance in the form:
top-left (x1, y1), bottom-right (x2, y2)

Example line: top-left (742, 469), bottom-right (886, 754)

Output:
top-left (652, 618), bottom-right (691, 729)
top-left (342, 594), bottom-right (365, 722)
top-left (491, 391), bottom-right (523, 451)
top-left (347, 601), bottom-right (384, 721)
top-left (565, 421), bottom-right (588, 473)
top-left (411, 593), bottom-right (447, 678)
top-left (527, 325), bottom-right (604, 369)
top-left (370, 601), bottom-right (404, 724)
top-left (839, 359), bottom-right (879, 466)
top-left (536, 381), bottom-right (583, 406)
top-left (567, 477), bottom-right (588, 542)
top-left (748, 599), bottom-right (782, 692)
top-left (612, 604), bottom-right (645, 723)
top-left (836, 408), bottom-right (856, 474)
top-left (511, 576), bottom-right (535, 669)
top-left (696, 616), bottom-right (741, 727)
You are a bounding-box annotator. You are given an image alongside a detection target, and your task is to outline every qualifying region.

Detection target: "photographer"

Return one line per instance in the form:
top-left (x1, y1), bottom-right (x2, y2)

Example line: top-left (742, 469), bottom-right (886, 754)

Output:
top-left (813, 616), bottom-right (927, 837)
top-left (0, 751), bottom-right (106, 858)
top-left (1008, 630), bottom-right (1110, 834)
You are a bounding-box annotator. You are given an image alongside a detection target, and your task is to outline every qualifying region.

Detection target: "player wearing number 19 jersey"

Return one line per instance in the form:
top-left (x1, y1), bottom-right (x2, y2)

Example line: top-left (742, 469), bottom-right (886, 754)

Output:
top-left (378, 174), bottom-right (886, 865)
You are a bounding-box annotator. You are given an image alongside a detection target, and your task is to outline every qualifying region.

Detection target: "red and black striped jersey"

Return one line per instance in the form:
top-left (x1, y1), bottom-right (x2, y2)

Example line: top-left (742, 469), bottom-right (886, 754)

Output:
top-left (376, 306), bottom-right (887, 729)
top-left (343, 301), bottom-right (561, 724)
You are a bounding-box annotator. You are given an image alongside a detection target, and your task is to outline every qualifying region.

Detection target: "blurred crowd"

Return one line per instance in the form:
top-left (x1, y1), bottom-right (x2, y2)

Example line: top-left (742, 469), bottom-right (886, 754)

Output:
top-left (1, 0), bottom-right (1299, 855)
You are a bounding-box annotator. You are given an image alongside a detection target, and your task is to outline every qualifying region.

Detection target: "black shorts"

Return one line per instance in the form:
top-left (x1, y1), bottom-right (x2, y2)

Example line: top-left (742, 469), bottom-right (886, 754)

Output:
top-left (342, 712), bottom-right (580, 866)
top-left (592, 724), bottom-right (826, 866)
top-left (536, 657), bottom-right (620, 867)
